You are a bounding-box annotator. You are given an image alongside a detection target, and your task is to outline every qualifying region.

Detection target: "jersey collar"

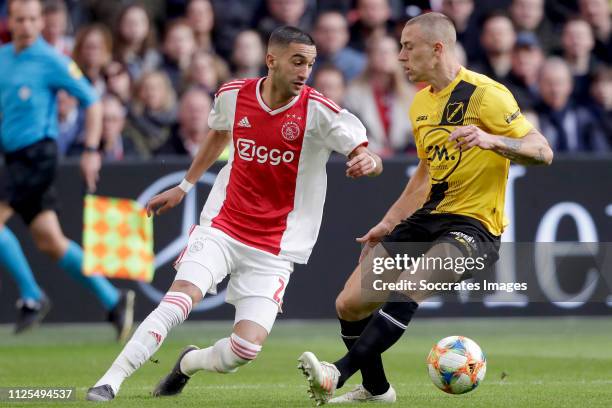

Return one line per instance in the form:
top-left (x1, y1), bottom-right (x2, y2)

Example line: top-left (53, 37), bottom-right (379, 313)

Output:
top-left (12, 36), bottom-right (45, 56)
top-left (428, 66), bottom-right (466, 98)
top-left (256, 77), bottom-right (302, 116)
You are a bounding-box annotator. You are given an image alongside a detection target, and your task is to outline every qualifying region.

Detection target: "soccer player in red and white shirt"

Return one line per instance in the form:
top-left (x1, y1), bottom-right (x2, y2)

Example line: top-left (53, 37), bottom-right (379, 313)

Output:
top-left (87, 26), bottom-right (382, 401)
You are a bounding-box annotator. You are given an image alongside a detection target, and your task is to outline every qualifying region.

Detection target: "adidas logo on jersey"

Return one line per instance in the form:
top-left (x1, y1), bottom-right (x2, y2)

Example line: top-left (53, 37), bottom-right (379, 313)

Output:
top-left (238, 116), bottom-right (251, 128)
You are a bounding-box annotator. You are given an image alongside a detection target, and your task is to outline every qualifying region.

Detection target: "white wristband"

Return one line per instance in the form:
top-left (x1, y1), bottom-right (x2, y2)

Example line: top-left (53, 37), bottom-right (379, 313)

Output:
top-left (368, 156), bottom-right (377, 170)
top-left (178, 179), bottom-right (194, 193)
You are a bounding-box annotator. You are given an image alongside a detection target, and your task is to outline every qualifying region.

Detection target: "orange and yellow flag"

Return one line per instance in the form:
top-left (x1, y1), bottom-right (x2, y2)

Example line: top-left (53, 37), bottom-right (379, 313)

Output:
top-left (83, 195), bottom-right (154, 282)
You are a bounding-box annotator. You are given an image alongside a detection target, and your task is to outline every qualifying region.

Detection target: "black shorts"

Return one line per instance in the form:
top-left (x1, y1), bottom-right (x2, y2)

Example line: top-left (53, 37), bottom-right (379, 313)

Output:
top-left (381, 209), bottom-right (501, 280)
top-left (0, 138), bottom-right (59, 225)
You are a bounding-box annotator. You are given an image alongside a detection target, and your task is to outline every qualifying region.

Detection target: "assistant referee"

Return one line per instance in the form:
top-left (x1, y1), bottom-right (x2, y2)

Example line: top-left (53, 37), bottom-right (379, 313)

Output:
top-left (0, 0), bottom-right (134, 338)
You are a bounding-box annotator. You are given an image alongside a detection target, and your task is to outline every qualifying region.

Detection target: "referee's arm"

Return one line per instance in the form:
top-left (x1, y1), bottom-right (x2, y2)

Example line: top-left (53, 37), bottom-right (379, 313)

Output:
top-left (80, 101), bottom-right (103, 192)
top-left (50, 58), bottom-right (103, 191)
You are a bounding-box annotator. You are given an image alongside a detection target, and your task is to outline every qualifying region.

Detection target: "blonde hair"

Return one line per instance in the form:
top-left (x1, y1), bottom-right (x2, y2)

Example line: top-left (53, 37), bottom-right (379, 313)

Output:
top-left (405, 12), bottom-right (456, 48)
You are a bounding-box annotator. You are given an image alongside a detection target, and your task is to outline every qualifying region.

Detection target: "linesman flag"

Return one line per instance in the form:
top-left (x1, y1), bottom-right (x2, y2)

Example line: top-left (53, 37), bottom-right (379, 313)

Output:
top-left (83, 195), bottom-right (154, 282)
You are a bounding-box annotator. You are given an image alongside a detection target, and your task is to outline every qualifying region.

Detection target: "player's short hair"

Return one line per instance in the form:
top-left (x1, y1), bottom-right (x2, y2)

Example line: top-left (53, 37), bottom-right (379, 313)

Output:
top-left (405, 12), bottom-right (456, 47)
top-left (268, 26), bottom-right (316, 49)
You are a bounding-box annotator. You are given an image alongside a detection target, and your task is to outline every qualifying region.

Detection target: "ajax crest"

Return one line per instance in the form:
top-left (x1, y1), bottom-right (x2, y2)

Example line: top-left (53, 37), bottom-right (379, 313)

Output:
top-left (282, 121), bottom-right (301, 141)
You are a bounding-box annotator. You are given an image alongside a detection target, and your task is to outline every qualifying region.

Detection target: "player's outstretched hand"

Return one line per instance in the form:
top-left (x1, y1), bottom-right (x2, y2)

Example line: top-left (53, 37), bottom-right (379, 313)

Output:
top-left (449, 125), bottom-right (496, 151)
top-left (346, 152), bottom-right (378, 178)
top-left (356, 221), bottom-right (392, 263)
top-left (146, 187), bottom-right (186, 217)
top-left (80, 151), bottom-right (101, 193)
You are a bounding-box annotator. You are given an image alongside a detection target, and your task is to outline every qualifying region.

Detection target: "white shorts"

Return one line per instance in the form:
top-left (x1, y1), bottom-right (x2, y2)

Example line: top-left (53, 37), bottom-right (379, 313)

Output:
top-left (174, 225), bottom-right (293, 332)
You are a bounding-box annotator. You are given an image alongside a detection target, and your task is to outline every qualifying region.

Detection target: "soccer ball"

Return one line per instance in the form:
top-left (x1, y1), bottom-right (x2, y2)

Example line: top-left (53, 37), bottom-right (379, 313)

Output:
top-left (427, 335), bottom-right (486, 394)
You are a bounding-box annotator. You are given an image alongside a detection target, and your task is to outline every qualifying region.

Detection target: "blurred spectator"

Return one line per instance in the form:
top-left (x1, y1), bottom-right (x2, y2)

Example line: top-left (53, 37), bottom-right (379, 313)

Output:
top-left (509, 0), bottom-right (559, 53)
top-left (85, 0), bottom-right (165, 36)
top-left (156, 87), bottom-right (212, 157)
top-left (100, 94), bottom-right (139, 161)
top-left (588, 67), bottom-right (612, 144)
top-left (317, 0), bottom-right (354, 14)
top-left (311, 11), bottom-right (366, 82)
top-left (209, 0), bottom-right (264, 60)
top-left (103, 61), bottom-right (132, 104)
top-left (579, 0), bottom-right (612, 63)
top-left (0, 0), bottom-right (8, 43)
top-left (113, 3), bottom-right (161, 80)
top-left (544, 0), bottom-right (579, 25)
top-left (258, 0), bottom-right (314, 42)
top-left (561, 17), bottom-right (598, 104)
top-left (186, 0), bottom-right (215, 52)
top-left (441, 0), bottom-right (481, 63)
top-left (455, 41), bottom-right (468, 66)
top-left (62, 0), bottom-right (87, 32)
top-left (312, 64), bottom-right (346, 107)
top-left (42, 0), bottom-right (73, 56)
top-left (231, 30), bottom-right (266, 79)
top-left (72, 24), bottom-right (113, 95)
top-left (345, 35), bottom-right (414, 157)
top-left (503, 32), bottom-right (544, 110)
top-left (125, 71), bottom-right (178, 158)
top-left (402, 0), bottom-right (432, 19)
top-left (160, 19), bottom-right (197, 90)
top-left (536, 57), bottom-right (607, 152)
top-left (184, 50), bottom-right (230, 95)
top-left (349, 0), bottom-right (395, 52)
top-left (470, 12), bottom-right (516, 81)
top-left (522, 109), bottom-right (540, 130)
top-left (56, 90), bottom-right (84, 156)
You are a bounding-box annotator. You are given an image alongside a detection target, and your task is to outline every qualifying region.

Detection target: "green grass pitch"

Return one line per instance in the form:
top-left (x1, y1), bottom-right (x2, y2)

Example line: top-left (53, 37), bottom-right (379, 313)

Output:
top-left (1, 317), bottom-right (611, 407)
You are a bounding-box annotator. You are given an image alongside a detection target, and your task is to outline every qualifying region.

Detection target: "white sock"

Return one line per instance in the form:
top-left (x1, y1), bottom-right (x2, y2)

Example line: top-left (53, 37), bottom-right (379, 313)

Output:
top-left (94, 291), bottom-right (193, 394)
top-left (180, 333), bottom-right (262, 375)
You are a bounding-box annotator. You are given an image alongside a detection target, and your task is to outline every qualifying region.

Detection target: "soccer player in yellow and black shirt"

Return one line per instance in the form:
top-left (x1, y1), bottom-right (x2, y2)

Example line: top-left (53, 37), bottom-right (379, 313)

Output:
top-left (298, 12), bottom-right (553, 405)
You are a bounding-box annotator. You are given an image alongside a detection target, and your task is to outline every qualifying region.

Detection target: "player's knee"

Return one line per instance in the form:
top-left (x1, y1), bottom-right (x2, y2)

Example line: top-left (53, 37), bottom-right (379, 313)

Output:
top-left (335, 291), bottom-right (361, 321)
top-left (336, 289), bottom-right (379, 321)
top-left (32, 232), bottom-right (67, 259)
top-left (169, 279), bottom-right (203, 305)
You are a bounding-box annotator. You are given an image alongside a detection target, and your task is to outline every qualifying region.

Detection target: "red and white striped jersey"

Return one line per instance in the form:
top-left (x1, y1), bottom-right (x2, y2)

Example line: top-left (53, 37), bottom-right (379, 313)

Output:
top-left (201, 77), bottom-right (368, 264)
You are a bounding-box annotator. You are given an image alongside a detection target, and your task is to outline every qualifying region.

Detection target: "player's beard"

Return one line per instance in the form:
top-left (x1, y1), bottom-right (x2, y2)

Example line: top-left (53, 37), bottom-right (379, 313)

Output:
top-left (280, 76), bottom-right (300, 98)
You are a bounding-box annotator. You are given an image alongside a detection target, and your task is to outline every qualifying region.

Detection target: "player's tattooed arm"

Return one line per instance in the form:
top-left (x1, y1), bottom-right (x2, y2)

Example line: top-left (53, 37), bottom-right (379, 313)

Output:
top-left (449, 126), bottom-right (553, 166)
top-left (494, 129), bottom-right (553, 166)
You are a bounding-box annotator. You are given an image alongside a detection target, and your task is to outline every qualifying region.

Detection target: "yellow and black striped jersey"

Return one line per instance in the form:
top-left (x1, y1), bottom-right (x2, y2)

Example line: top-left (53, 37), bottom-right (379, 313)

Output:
top-left (410, 67), bottom-right (533, 236)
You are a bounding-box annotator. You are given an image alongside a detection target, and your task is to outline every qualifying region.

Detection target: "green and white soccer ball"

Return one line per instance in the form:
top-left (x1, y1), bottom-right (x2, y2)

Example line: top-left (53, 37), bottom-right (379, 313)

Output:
top-left (427, 335), bottom-right (487, 394)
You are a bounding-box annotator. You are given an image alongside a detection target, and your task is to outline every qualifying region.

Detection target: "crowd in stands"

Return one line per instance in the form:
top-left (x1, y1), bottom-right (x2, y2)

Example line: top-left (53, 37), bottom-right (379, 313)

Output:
top-left (1, 0), bottom-right (610, 160)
